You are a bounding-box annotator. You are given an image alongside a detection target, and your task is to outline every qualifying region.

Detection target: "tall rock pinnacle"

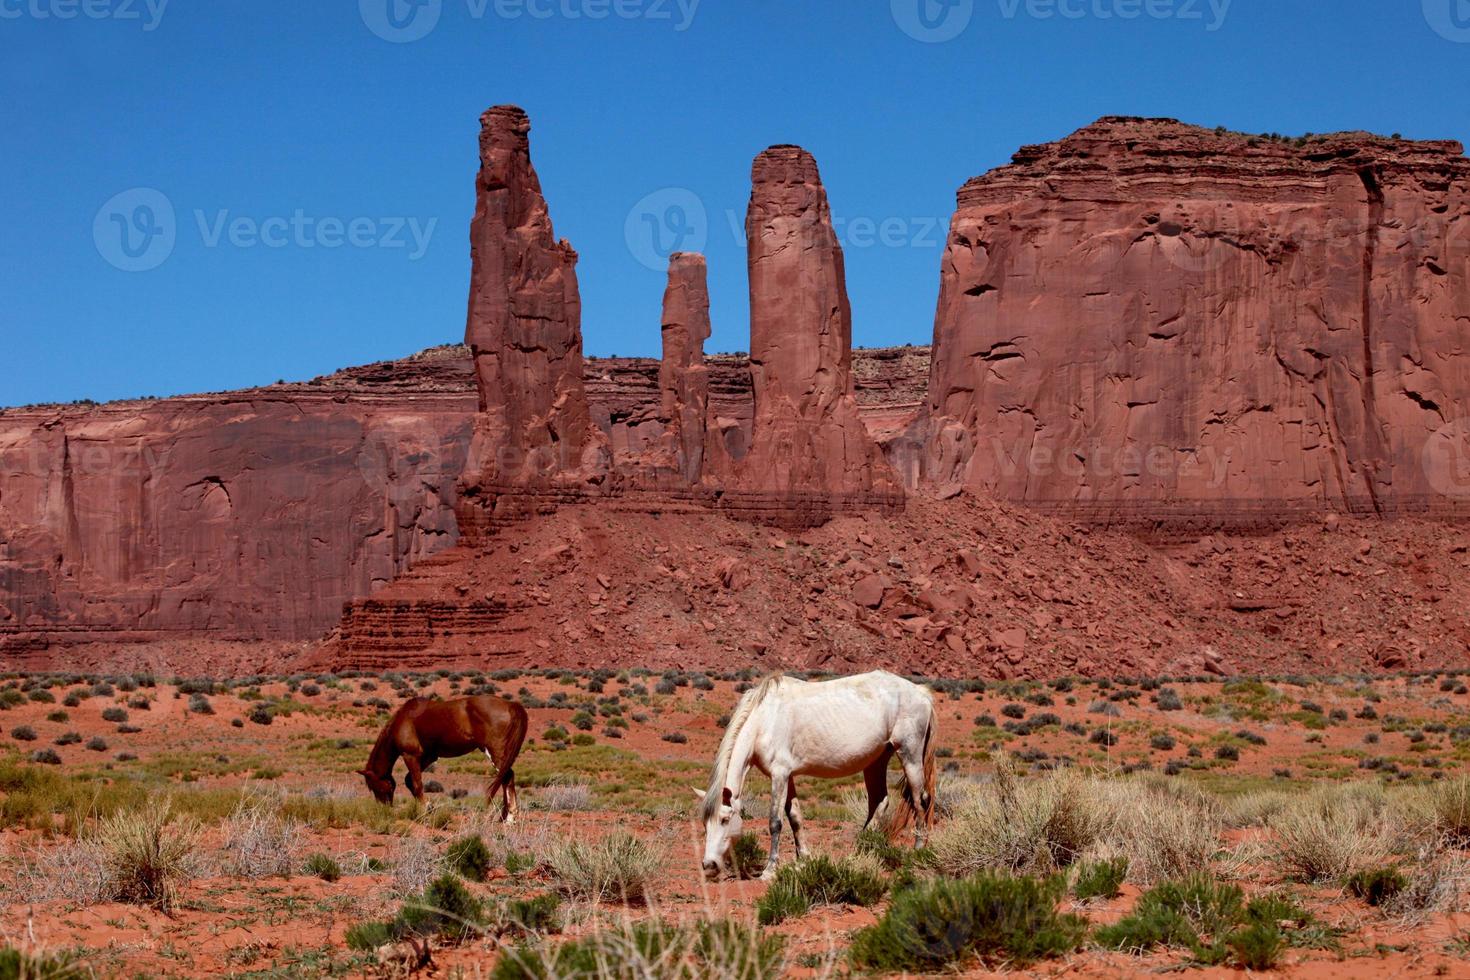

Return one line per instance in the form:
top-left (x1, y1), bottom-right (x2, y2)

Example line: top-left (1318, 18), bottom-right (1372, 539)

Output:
top-left (458, 105), bottom-right (607, 538)
top-left (724, 145), bottom-right (903, 526)
top-left (658, 251), bottom-right (718, 485)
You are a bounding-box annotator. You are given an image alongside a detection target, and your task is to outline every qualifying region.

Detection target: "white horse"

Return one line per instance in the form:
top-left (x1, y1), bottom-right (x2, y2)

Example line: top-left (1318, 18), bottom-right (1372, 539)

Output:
top-left (696, 670), bottom-right (937, 881)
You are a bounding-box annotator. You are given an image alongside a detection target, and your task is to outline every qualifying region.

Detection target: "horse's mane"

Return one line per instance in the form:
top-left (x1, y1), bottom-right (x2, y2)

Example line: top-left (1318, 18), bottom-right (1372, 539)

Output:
top-left (701, 673), bottom-right (784, 819)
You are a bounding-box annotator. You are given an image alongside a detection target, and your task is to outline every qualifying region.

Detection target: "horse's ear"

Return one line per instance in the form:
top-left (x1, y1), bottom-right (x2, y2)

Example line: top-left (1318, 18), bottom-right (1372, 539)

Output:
top-left (721, 787), bottom-right (733, 807)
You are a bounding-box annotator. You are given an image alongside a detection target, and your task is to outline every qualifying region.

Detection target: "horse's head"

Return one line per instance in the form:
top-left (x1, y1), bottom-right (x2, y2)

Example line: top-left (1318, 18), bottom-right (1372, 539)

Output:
top-left (697, 786), bottom-right (741, 880)
top-left (358, 767), bottom-right (396, 804)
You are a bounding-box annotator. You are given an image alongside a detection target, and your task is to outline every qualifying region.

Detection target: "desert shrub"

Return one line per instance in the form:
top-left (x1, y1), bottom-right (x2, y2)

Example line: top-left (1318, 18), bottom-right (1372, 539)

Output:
top-left (1156, 688), bottom-right (1183, 711)
top-left (1000, 703), bottom-right (1026, 720)
top-left (1149, 733), bottom-right (1176, 751)
top-left (246, 704), bottom-right (271, 726)
top-left (729, 832), bottom-right (766, 879)
top-left (1073, 856), bottom-right (1128, 900)
top-left (932, 762), bottom-right (1104, 877)
top-left (28, 690), bottom-right (54, 704)
top-left (345, 920), bottom-right (394, 951)
top-left (1424, 774), bottom-right (1470, 845)
top-left (46, 711), bottom-right (69, 723)
top-left (84, 737), bottom-right (107, 752)
top-left (1227, 921), bottom-right (1286, 970)
top-left (446, 834), bottom-right (492, 882)
top-left (856, 828), bottom-right (908, 873)
top-left (188, 693), bottom-right (213, 715)
top-left (492, 919), bottom-right (783, 980)
top-left (54, 732), bottom-right (81, 746)
top-left (570, 711), bottom-right (594, 731)
top-left (101, 707), bottom-right (127, 723)
top-left (1089, 728), bottom-right (1118, 747)
top-left (500, 893), bottom-right (561, 934)
top-left (756, 854), bottom-right (887, 925)
top-left (10, 726), bottom-right (36, 742)
top-left (1271, 784), bottom-right (1388, 882)
top-left (0, 947), bottom-right (90, 979)
top-left (661, 732), bottom-right (688, 744)
top-left (542, 782), bottom-right (592, 812)
top-left (304, 852), bottom-right (342, 882)
top-left (1214, 744), bottom-right (1239, 762)
top-left (548, 833), bottom-right (661, 904)
top-left (850, 872), bottom-right (1085, 971)
top-left (1093, 778), bottom-right (1222, 884)
top-left (29, 749), bottom-right (62, 766)
top-left (1346, 865), bottom-right (1406, 906)
top-left (96, 801), bottom-right (202, 913)
top-left (394, 873), bottom-right (485, 944)
top-left (221, 796), bottom-right (302, 879)
top-left (1095, 873), bottom-right (1242, 963)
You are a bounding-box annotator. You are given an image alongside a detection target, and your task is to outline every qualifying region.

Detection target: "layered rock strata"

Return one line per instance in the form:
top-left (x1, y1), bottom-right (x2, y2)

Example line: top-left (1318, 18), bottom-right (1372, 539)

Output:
top-left (912, 117), bottom-right (1470, 531)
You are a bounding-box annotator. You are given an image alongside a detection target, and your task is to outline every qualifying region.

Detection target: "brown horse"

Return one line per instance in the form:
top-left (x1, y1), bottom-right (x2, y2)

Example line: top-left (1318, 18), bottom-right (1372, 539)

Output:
top-left (359, 696), bottom-right (528, 821)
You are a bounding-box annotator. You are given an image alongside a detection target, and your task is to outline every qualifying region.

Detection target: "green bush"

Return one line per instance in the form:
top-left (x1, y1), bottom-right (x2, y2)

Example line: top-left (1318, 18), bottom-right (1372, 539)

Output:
top-left (344, 920), bottom-right (394, 951)
top-left (0, 946), bottom-right (90, 979)
top-left (1094, 874), bottom-right (1242, 963)
top-left (756, 854), bottom-right (887, 925)
top-left (729, 833), bottom-right (766, 879)
top-left (394, 874), bottom-right (485, 944)
top-left (856, 828), bottom-right (907, 872)
top-left (447, 834), bottom-right (492, 882)
top-left (850, 872), bottom-right (1085, 971)
top-left (1073, 856), bottom-right (1128, 900)
top-left (1228, 921), bottom-right (1285, 970)
top-left (1346, 866), bottom-right (1407, 906)
top-left (304, 852), bottom-right (342, 882)
top-left (548, 833), bottom-right (661, 904)
top-left (501, 893), bottom-right (561, 934)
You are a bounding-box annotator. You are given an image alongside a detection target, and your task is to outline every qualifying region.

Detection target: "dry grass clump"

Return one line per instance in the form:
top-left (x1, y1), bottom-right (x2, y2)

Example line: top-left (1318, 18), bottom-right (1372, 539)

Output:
top-left (1417, 775), bottom-right (1470, 846)
top-left (931, 761), bottom-right (1105, 877)
top-left (932, 763), bottom-right (1223, 886)
top-left (492, 918), bottom-right (784, 980)
top-left (542, 782), bottom-right (593, 812)
top-left (221, 794), bottom-right (304, 879)
top-left (1222, 790), bottom-right (1292, 829)
top-left (16, 838), bottom-right (111, 905)
top-left (547, 832), bottom-right (663, 904)
top-left (1270, 783), bottom-right (1391, 883)
top-left (1096, 778), bottom-right (1224, 885)
top-left (390, 835), bottom-right (443, 895)
top-left (95, 801), bottom-right (204, 913)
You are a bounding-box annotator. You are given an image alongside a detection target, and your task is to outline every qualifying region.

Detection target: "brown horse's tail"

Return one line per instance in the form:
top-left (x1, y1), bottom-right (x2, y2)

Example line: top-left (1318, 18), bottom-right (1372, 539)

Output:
top-left (486, 702), bottom-right (528, 807)
top-left (886, 702), bottom-right (938, 844)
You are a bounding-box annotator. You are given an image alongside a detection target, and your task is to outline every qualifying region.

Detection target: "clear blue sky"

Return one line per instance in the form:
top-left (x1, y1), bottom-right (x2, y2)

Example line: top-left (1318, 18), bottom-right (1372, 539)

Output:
top-left (3, 0), bottom-right (1468, 406)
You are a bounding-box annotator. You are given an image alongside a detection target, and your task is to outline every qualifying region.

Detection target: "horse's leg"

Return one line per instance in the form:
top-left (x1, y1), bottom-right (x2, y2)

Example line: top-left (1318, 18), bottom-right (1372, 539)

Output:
top-left (763, 769), bottom-right (790, 881)
top-left (894, 741), bottom-right (930, 848)
top-left (403, 754), bottom-right (426, 802)
top-left (861, 749), bottom-right (893, 830)
top-left (784, 777), bottom-right (805, 861)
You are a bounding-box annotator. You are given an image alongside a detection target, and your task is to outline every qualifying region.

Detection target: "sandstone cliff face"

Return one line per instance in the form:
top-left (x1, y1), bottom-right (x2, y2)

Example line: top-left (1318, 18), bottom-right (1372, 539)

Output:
top-left (724, 146), bottom-right (904, 525)
top-left (915, 118), bottom-right (1470, 529)
top-left (0, 347), bottom-right (923, 650)
top-left (0, 392), bottom-right (472, 647)
top-left (458, 105), bottom-right (608, 541)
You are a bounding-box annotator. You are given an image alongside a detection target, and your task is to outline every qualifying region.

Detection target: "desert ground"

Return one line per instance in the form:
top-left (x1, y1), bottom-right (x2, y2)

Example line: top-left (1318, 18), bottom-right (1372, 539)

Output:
top-left (0, 668), bottom-right (1469, 977)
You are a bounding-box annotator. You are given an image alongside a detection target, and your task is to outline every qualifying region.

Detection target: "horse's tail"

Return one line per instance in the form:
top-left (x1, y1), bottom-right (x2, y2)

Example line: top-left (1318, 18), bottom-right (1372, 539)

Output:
top-left (887, 699), bottom-right (938, 844)
top-left (486, 702), bottom-right (528, 807)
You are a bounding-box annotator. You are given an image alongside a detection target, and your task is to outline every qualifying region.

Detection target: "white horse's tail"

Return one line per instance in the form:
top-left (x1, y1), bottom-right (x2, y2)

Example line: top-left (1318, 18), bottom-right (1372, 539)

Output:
top-left (887, 700), bottom-right (937, 843)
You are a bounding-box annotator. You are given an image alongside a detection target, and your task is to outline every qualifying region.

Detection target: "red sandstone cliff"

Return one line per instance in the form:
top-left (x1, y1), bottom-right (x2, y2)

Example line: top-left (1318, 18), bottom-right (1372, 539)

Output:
top-left (912, 118), bottom-right (1470, 530)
